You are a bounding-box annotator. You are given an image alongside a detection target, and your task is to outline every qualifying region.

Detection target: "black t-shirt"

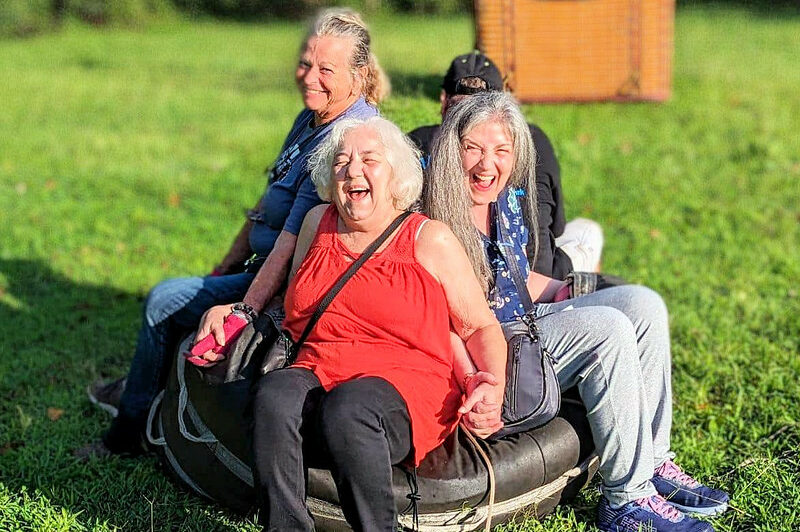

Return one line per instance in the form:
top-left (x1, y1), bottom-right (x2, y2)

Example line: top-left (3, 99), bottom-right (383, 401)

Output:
top-left (408, 123), bottom-right (572, 279)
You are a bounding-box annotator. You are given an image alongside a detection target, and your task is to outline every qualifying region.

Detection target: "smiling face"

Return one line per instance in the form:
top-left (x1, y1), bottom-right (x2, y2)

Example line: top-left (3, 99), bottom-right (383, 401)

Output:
top-left (296, 35), bottom-right (361, 125)
top-left (332, 126), bottom-right (397, 229)
top-left (460, 118), bottom-right (515, 207)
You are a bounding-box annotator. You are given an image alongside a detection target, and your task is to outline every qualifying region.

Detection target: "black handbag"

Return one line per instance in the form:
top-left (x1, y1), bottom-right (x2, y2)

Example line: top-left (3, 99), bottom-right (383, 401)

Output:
top-left (489, 216), bottom-right (561, 440)
top-left (200, 211), bottom-right (413, 386)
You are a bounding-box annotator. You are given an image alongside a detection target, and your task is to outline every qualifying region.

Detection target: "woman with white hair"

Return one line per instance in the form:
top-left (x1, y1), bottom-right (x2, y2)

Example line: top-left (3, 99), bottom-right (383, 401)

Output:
top-left (424, 91), bottom-right (729, 532)
top-left (245, 116), bottom-right (508, 531)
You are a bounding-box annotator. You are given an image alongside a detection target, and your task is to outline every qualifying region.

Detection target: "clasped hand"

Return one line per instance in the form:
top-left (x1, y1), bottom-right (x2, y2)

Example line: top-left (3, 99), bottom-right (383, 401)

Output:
top-left (185, 304), bottom-right (247, 367)
top-left (458, 371), bottom-right (504, 439)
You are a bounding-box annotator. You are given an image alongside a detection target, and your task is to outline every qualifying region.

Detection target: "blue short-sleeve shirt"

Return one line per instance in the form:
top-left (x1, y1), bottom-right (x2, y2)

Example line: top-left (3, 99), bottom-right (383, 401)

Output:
top-left (248, 98), bottom-right (378, 256)
top-left (483, 187), bottom-right (531, 322)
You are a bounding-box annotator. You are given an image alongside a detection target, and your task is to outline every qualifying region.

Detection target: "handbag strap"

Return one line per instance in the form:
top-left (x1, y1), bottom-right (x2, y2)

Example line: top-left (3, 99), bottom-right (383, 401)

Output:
top-left (293, 210), bottom-right (413, 349)
top-left (493, 203), bottom-right (535, 314)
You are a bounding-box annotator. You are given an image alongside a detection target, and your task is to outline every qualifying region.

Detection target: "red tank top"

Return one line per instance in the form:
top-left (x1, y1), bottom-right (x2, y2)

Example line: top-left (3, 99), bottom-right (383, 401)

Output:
top-left (284, 206), bottom-right (462, 464)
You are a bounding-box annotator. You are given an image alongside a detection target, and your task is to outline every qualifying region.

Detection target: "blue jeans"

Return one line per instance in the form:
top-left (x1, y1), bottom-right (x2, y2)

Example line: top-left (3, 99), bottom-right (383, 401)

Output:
top-left (118, 273), bottom-right (255, 424)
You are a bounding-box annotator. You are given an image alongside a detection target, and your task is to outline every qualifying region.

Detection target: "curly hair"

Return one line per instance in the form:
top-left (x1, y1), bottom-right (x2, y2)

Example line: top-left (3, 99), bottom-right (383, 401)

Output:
top-left (309, 116), bottom-right (422, 211)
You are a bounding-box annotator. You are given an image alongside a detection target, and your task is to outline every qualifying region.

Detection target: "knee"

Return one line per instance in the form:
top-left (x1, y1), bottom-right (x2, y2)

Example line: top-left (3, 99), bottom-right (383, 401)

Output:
top-left (319, 380), bottom-right (386, 447)
top-left (143, 277), bottom-right (197, 326)
top-left (573, 217), bottom-right (604, 247)
top-left (626, 285), bottom-right (669, 325)
top-left (596, 308), bottom-right (640, 365)
top-left (251, 373), bottom-right (299, 427)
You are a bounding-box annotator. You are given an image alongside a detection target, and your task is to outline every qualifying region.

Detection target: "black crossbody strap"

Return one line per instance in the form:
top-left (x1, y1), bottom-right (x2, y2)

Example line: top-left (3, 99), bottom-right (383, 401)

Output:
top-left (294, 211), bottom-right (413, 349)
top-left (494, 204), bottom-right (535, 313)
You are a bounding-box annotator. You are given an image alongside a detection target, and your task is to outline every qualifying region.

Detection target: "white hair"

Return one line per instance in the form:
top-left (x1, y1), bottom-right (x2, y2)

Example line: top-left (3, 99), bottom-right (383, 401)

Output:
top-left (309, 116), bottom-right (422, 211)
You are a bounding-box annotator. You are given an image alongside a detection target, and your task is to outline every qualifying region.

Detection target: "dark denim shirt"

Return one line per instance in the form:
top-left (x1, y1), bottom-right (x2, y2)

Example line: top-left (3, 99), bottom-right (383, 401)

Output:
top-left (248, 98), bottom-right (377, 257)
top-left (483, 186), bottom-right (531, 322)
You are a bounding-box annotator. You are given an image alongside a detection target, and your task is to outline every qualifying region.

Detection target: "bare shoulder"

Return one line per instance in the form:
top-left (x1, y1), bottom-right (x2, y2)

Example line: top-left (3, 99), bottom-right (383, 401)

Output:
top-left (416, 218), bottom-right (460, 253)
top-left (415, 218), bottom-right (465, 281)
top-left (304, 204), bottom-right (329, 230)
top-left (296, 204), bottom-right (329, 240)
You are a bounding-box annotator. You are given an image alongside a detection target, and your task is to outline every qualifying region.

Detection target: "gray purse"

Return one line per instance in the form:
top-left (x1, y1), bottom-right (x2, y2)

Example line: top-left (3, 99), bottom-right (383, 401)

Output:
top-left (489, 216), bottom-right (561, 440)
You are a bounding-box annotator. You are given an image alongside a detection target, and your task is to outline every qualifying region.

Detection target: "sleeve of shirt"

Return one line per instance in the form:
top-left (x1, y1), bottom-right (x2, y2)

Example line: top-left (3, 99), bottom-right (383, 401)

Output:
top-left (282, 171), bottom-right (324, 236)
top-left (528, 124), bottom-right (568, 278)
top-left (406, 125), bottom-right (439, 156)
top-left (552, 247), bottom-right (573, 281)
top-left (531, 178), bottom-right (557, 277)
top-left (531, 125), bottom-right (565, 235)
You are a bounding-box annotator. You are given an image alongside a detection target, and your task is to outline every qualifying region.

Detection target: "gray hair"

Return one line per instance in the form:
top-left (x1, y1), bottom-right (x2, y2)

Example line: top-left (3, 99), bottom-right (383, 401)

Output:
top-left (309, 116), bottom-right (423, 211)
top-left (306, 8), bottom-right (390, 105)
top-left (423, 91), bottom-right (538, 293)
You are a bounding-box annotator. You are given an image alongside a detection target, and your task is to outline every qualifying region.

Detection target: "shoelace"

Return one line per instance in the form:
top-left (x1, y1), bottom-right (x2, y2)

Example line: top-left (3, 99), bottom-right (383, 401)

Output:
top-left (635, 495), bottom-right (684, 522)
top-left (655, 459), bottom-right (701, 488)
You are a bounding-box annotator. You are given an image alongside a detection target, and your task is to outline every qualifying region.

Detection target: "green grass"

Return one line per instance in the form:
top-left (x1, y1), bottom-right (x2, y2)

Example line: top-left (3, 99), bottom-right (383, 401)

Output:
top-left (1, 5), bottom-right (799, 531)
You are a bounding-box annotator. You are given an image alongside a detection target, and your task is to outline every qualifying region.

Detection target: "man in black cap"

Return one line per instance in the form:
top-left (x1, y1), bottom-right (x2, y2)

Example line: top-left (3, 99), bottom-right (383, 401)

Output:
top-left (409, 51), bottom-right (603, 279)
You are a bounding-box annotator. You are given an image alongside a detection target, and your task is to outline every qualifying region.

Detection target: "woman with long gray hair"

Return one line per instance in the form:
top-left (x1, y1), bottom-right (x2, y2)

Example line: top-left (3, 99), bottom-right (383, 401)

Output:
top-left (424, 91), bottom-right (729, 532)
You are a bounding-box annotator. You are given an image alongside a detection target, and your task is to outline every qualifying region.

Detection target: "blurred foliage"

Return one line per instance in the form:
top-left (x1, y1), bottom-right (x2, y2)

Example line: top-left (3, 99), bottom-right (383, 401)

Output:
top-left (66, 0), bottom-right (171, 26)
top-left (0, 0), bottom-right (55, 37)
top-left (0, 0), bottom-right (471, 37)
top-left (173, 0), bottom-right (470, 19)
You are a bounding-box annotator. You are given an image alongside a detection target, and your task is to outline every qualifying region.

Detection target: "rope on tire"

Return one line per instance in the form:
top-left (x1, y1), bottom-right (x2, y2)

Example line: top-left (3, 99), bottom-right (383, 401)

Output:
top-left (462, 426), bottom-right (496, 532)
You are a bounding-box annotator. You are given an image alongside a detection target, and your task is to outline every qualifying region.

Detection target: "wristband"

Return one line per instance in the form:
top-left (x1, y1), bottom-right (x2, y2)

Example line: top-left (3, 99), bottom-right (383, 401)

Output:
top-left (231, 302), bottom-right (258, 322)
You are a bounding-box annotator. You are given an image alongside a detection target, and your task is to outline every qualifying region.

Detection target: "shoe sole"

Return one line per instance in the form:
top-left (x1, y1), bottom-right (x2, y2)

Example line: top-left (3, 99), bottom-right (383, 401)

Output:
top-left (668, 500), bottom-right (728, 517)
top-left (87, 385), bottom-right (119, 418)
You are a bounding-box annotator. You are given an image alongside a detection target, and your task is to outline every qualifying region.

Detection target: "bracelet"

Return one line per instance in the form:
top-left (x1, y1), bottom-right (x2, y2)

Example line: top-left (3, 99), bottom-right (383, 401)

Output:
top-left (463, 373), bottom-right (476, 389)
top-left (231, 302), bottom-right (258, 322)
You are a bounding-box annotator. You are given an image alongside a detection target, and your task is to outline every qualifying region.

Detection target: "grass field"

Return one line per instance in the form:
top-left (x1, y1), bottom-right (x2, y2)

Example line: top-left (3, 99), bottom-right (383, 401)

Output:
top-left (1, 4), bottom-right (799, 531)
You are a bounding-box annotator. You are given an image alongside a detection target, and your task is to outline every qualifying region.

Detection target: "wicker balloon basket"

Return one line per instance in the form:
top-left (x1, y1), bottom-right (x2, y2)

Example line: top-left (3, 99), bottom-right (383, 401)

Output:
top-left (474, 0), bottom-right (675, 102)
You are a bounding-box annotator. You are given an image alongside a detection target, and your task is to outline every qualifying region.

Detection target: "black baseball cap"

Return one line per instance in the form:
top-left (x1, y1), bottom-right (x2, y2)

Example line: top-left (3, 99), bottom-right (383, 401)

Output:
top-left (442, 51), bottom-right (504, 95)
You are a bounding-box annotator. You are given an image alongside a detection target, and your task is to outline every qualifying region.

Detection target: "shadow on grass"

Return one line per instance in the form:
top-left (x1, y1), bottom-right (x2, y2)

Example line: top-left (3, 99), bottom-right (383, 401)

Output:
top-left (0, 258), bottom-right (251, 530)
top-left (387, 70), bottom-right (442, 100)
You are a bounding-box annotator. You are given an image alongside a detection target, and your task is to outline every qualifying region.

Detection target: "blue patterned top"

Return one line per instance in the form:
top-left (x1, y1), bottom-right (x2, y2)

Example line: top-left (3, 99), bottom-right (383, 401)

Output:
top-left (483, 187), bottom-right (531, 322)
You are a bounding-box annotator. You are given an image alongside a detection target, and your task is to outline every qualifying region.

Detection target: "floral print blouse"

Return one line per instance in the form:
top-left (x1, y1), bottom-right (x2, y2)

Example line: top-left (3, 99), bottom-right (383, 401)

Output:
top-left (482, 187), bottom-right (531, 323)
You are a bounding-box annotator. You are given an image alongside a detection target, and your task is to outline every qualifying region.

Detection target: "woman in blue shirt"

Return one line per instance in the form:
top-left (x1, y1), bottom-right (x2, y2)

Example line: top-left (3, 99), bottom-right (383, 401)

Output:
top-left (87, 9), bottom-right (384, 456)
top-left (424, 92), bottom-right (729, 532)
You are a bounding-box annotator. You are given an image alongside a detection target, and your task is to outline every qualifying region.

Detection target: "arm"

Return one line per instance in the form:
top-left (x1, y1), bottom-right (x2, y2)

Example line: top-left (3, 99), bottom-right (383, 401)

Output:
top-left (526, 270), bottom-right (569, 303)
top-left (213, 198), bottom-right (262, 275)
top-left (288, 204), bottom-right (327, 282)
top-left (242, 230), bottom-right (296, 312)
top-left (192, 229), bottom-right (297, 357)
top-left (450, 329), bottom-right (477, 391)
top-left (214, 219), bottom-right (254, 275)
top-left (416, 220), bottom-right (507, 438)
top-left (529, 124), bottom-right (565, 278)
top-left (194, 174), bottom-right (324, 353)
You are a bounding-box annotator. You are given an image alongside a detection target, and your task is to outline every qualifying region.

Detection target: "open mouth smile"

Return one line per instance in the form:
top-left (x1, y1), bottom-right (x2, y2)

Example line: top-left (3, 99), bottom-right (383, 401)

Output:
top-left (471, 174), bottom-right (497, 191)
top-left (346, 186), bottom-right (370, 201)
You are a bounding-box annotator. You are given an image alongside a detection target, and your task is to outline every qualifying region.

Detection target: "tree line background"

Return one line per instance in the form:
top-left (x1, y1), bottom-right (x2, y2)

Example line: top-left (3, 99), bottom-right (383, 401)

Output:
top-left (0, 0), bottom-right (470, 37)
top-left (4, 0), bottom-right (798, 38)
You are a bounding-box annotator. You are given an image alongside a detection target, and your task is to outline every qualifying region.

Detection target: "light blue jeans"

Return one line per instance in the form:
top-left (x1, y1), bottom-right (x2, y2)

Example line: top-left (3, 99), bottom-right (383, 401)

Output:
top-left (534, 285), bottom-right (673, 506)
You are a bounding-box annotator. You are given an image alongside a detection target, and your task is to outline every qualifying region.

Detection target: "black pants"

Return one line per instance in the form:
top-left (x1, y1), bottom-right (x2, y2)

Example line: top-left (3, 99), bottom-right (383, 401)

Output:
top-left (250, 367), bottom-right (412, 532)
